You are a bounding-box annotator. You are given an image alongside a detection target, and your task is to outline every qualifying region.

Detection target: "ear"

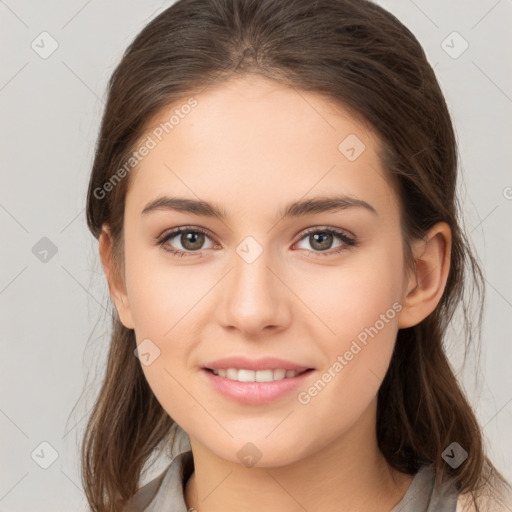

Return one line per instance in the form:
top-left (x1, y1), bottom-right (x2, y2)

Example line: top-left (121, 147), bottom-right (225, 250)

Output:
top-left (99, 225), bottom-right (135, 330)
top-left (397, 222), bottom-right (452, 329)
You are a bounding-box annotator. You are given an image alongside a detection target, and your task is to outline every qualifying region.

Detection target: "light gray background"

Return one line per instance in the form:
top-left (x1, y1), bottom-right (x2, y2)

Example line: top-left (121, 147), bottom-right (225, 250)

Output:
top-left (1, 1), bottom-right (511, 510)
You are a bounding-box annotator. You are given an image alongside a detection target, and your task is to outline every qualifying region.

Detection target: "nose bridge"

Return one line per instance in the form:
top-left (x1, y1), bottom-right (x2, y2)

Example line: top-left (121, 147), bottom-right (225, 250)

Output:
top-left (234, 239), bottom-right (274, 296)
top-left (217, 234), bottom-right (290, 333)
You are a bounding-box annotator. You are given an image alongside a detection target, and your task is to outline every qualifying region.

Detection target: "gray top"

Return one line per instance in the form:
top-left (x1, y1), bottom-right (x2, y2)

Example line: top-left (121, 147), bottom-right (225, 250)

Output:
top-left (123, 423), bottom-right (458, 512)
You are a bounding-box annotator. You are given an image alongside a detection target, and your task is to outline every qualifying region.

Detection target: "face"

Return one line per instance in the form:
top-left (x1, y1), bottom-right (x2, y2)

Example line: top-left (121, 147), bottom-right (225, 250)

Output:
top-left (114, 75), bottom-right (410, 466)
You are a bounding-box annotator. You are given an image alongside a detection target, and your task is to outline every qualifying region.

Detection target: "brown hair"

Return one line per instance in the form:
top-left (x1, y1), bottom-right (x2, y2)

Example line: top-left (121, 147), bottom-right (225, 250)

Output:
top-left (81, 0), bottom-right (511, 510)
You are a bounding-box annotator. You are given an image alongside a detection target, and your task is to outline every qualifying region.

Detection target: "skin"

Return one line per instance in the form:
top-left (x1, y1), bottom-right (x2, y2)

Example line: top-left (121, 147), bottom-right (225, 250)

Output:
top-left (99, 75), bottom-right (451, 512)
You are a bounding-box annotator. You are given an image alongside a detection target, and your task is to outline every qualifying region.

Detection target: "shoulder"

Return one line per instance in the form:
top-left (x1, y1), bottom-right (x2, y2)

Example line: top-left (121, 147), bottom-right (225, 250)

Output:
top-left (122, 423), bottom-right (193, 512)
top-left (456, 492), bottom-right (478, 512)
top-left (456, 489), bottom-right (512, 512)
top-left (122, 465), bottom-right (170, 512)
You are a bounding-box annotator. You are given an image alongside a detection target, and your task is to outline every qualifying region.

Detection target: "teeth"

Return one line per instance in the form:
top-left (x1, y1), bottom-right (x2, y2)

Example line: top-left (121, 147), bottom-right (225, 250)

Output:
top-left (211, 368), bottom-right (302, 382)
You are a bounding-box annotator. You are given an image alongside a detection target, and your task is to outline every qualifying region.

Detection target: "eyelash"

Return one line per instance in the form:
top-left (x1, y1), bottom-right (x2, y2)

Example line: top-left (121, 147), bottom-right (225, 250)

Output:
top-left (156, 225), bottom-right (357, 259)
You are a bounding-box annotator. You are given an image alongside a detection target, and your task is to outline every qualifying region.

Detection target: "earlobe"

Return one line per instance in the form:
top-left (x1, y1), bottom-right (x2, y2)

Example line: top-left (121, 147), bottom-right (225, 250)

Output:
top-left (397, 222), bottom-right (452, 329)
top-left (99, 226), bottom-right (135, 330)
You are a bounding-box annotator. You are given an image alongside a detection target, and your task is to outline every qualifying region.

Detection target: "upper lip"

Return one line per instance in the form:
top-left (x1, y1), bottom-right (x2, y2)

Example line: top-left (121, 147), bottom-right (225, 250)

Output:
top-left (203, 356), bottom-right (313, 372)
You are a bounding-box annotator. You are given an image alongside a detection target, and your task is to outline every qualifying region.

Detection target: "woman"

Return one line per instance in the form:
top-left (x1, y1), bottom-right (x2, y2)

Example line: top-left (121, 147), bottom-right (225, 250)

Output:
top-left (82, 0), bottom-right (512, 510)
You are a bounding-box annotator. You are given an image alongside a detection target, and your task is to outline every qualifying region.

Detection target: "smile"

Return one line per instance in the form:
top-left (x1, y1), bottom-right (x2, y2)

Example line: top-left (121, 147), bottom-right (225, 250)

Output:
top-left (209, 368), bottom-right (309, 382)
top-left (202, 367), bottom-right (315, 405)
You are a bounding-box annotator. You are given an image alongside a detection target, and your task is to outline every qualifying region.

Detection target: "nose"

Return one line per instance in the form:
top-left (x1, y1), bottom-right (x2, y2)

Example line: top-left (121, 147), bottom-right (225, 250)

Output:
top-left (215, 246), bottom-right (292, 338)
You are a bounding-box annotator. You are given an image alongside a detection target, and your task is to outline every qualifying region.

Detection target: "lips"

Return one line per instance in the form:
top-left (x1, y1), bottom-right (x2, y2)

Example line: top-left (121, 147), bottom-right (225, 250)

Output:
top-left (201, 368), bottom-right (314, 405)
top-left (201, 356), bottom-right (315, 405)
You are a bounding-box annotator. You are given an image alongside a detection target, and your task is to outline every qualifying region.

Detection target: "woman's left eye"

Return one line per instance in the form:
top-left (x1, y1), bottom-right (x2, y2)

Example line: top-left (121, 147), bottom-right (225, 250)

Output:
top-left (156, 226), bottom-right (356, 258)
top-left (293, 227), bottom-right (357, 256)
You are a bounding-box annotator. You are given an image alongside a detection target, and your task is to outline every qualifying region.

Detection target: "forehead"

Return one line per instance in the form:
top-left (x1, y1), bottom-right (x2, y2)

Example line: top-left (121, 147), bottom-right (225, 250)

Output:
top-left (125, 76), bottom-right (397, 220)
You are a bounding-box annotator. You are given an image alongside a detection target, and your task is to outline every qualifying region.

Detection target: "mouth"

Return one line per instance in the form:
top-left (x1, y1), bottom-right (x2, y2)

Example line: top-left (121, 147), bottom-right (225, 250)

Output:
top-left (201, 367), bottom-right (315, 405)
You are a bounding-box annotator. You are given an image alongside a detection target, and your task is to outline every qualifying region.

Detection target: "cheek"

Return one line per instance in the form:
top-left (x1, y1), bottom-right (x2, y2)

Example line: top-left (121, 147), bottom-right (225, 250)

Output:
top-left (123, 236), bottom-right (208, 337)
top-left (293, 292), bottom-right (399, 455)
top-left (291, 243), bottom-right (404, 342)
top-left (293, 244), bottom-right (403, 407)
top-left (129, 277), bottom-right (201, 423)
top-left (123, 241), bottom-right (213, 413)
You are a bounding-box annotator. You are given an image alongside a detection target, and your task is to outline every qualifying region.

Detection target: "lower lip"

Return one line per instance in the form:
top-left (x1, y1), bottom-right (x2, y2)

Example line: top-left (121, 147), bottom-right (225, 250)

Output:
top-left (201, 368), bottom-right (314, 405)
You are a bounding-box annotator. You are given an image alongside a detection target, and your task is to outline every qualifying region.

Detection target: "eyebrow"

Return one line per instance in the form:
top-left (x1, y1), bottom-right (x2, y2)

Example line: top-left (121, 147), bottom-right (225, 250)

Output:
top-left (141, 195), bottom-right (378, 219)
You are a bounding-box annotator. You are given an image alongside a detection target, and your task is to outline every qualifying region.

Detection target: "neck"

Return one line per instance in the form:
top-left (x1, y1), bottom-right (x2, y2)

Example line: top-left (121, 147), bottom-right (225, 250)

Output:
top-left (184, 398), bottom-right (414, 512)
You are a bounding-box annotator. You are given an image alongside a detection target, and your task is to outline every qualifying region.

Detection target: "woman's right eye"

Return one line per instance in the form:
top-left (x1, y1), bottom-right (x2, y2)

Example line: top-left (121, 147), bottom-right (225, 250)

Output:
top-left (157, 227), bottom-right (217, 257)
